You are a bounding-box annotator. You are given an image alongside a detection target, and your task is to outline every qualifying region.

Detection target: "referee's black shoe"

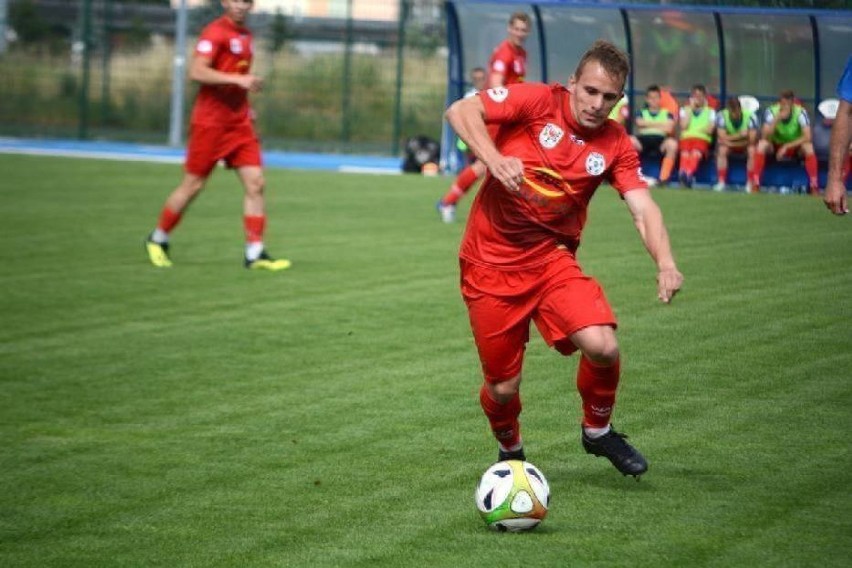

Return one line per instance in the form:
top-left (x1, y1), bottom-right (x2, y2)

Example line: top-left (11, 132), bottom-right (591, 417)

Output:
top-left (582, 427), bottom-right (648, 479)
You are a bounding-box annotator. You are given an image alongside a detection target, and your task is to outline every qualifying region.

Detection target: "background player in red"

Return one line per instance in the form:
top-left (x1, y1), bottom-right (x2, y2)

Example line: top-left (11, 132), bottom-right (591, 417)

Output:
top-left (437, 11), bottom-right (530, 223)
top-left (145, 0), bottom-right (290, 271)
top-left (446, 40), bottom-right (683, 478)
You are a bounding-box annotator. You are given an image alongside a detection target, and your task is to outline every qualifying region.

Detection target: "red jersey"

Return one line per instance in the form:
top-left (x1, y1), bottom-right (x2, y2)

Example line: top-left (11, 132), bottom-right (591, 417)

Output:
top-left (461, 83), bottom-right (647, 269)
top-left (489, 40), bottom-right (527, 86)
top-left (190, 16), bottom-right (254, 126)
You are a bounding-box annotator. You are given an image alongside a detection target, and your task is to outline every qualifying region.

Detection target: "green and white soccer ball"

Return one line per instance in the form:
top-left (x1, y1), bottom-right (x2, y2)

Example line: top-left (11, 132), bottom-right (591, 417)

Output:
top-left (474, 460), bottom-right (550, 532)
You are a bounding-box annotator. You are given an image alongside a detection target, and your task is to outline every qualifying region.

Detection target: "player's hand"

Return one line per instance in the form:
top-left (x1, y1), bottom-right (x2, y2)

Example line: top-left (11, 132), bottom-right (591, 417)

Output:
top-left (824, 181), bottom-right (849, 215)
top-left (488, 155), bottom-right (525, 192)
top-left (235, 74), bottom-right (264, 92)
top-left (775, 144), bottom-right (788, 161)
top-left (657, 266), bottom-right (683, 304)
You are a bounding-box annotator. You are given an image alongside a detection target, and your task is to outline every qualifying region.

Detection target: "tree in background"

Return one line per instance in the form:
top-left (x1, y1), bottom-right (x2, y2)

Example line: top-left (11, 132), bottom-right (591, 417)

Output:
top-left (268, 9), bottom-right (292, 53)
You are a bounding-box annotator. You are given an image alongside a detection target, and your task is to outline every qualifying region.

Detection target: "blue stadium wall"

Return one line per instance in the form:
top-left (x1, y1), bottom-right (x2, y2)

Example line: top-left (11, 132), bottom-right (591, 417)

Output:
top-left (441, 0), bottom-right (852, 187)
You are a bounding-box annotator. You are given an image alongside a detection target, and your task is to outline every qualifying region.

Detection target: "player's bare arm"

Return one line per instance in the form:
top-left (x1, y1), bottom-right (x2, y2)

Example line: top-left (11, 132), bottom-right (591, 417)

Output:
top-left (445, 96), bottom-right (524, 191)
top-left (189, 56), bottom-right (263, 92)
top-left (825, 99), bottom-right (851, 215)
top-left (623, 189), bottom-right (683, 304)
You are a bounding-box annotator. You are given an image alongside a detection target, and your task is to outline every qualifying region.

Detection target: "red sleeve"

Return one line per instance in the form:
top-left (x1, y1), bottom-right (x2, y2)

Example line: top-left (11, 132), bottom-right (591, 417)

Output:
top-left (608, 129), bottom-right (648, 194)
top-left (490, 43), bottom-right (511, 76)
top-left (478, 83), bottom-right (551, 126)
top-left (195, 21), bottom-right (222, 59)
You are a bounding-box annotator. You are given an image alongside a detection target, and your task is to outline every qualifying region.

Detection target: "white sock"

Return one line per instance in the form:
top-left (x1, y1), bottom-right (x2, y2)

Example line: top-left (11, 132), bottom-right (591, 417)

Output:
top-left (151, 228), bottom-right (169, 244)
top-left (584, 425), bottom-right (611, 439)
top-left (245, 242), bottom-right (264, 261)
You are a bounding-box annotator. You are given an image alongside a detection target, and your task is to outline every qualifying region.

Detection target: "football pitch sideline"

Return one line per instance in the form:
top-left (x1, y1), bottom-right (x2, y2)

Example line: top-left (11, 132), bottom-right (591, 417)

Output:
top-left (0, 154), bottom-right (849, 567)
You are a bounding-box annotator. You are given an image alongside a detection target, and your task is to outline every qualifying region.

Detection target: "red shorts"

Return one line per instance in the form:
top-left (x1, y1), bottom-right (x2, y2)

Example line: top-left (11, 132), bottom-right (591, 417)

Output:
top-left (679, 138), bottom-right (710, 157)
top-left (185, 121), bottom-right (262, 177)
top-left (460, 253), bottom-right (617, 383)
top-left (772, 143), bottom-right (799, 160)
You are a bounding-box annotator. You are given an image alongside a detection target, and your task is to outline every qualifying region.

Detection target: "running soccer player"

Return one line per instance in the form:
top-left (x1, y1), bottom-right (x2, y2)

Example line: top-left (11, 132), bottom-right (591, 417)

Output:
top-left (446, 40), bottom-right (683, 478)
top-left (437, 11), bottom-right (530, 223)
top-left (145, 0), bottom-right (290, 271)
top-left (752, 90), bottom-right (819, 195)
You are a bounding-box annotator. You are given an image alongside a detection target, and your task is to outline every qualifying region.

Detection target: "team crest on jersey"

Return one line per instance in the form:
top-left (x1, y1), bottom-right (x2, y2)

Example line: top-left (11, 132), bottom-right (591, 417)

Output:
top-left (230, 38), bottom-right (243, 54)
top-left (486, 87), bottom-right (509, 103)
top-left (585, 152), bottom-right (606, 176)
top-left (539, 123), bottom-right (564, 149)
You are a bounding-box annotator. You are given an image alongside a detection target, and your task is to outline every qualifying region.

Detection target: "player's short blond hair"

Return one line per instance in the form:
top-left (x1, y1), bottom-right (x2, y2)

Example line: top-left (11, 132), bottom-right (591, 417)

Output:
top-left (574, 40), bottom-right (630, 89)
top-left (509, 11), bottom-right (531, 26)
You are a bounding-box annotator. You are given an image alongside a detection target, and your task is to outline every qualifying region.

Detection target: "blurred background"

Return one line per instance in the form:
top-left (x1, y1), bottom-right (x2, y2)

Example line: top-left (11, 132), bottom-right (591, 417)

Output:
top-left (0, 0), bottom-right (849, 157)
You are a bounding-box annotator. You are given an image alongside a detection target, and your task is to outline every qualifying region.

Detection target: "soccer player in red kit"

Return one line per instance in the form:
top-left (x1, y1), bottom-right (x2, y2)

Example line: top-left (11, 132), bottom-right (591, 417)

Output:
top-left (437, 11), bottom-right (530, 223)
top-left (445, 40), bottom-right (683, 478)
top-left (145, 0), bottom-right (290, 271)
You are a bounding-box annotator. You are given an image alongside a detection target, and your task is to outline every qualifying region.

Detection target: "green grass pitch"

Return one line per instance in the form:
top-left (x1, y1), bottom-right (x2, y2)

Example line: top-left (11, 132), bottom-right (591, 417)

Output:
top-left (1, 154), bottom-right (850, 567)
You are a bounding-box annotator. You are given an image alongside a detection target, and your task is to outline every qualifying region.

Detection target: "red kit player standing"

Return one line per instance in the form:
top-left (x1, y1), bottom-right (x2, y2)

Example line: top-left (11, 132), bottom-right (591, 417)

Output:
top-left (446, 40), bottom-right (683, 478)
top-left (145, 0), bottom-right (290, 271)
top-left (437, 11), bottom-right (530, 223)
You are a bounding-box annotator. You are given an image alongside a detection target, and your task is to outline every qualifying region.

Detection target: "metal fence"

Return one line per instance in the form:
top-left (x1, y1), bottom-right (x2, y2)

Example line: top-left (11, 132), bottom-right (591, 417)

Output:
top-left (0, 0), bottom-right (447, 155)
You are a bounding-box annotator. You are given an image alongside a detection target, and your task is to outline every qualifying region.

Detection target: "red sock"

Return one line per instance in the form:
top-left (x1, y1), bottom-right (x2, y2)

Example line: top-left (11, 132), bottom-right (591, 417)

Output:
top-left (677, 152), bottom-right (689, 174)
top-left (157, 207), bottom-right (182, 233)
top-left (442, 165), bottom-right (479, 206)
top-left (479, 384), bottom-right (522, 450)
top-left (243, 214), bottom-right (266, 243)
top-left (845, 155), bottom-right (851, 183)
top-left (577, 355), bottom-right (620, 428)
top-left (804, 154), bottom-right (819, 190)
top-left (717, 167), bottom-right (727, 184)
top-left (753, 153), bottom-right (766, 184)
top-left (689, 153), bottom-right (702, 176)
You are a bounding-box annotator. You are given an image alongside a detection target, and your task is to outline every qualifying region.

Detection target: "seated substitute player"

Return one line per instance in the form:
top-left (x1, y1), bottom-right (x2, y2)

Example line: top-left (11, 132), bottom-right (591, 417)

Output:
top-left (445, 40), bottom-right (683, 478)
top-left (752, 90), bottom-right (819, 195)
top-left (713, 96), bottom-right (759, 192)
top-left (437, 11), bottom-right (530, 223)
top-left (630, 84), bottom-right (678, 187)
top-left (145, 0), bottom-right (290, 271)
top-left (677, 84), bottom-right (716, 188)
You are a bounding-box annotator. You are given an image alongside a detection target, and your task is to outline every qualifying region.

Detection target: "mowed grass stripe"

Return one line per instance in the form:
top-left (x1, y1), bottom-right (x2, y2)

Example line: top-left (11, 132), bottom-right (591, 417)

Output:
top-left (0, 155), bottom-right (849, 567)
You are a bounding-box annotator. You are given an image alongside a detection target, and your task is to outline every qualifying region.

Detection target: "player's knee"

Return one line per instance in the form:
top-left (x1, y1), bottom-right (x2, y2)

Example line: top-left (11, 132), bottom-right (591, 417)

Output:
top-left (581, 334), bottom-right (619, 364)
top-left (487, 375), bottom-right (522, 403)
top-left (246, 175), bottom-right (265, 196)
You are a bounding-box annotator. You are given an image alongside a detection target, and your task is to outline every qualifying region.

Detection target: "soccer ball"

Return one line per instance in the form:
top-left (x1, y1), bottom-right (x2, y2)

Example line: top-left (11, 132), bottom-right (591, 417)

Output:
top-left (474, 460), bottom-right (550, 532)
